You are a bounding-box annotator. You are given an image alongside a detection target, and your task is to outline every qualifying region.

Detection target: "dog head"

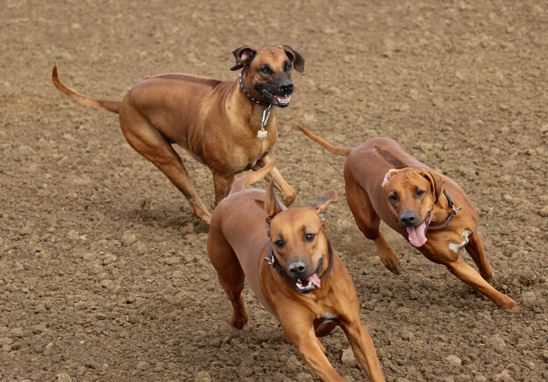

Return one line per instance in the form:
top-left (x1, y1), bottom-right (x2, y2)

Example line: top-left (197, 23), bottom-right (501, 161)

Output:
top-left (261, 181), bottom-right (337, 293)
top-left (231, 44), bottom-right (304, 107)
top-left (382, 167), bottom-right (445, 247)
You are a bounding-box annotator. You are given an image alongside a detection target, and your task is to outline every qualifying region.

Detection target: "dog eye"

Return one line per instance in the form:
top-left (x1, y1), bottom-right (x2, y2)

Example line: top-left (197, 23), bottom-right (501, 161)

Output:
top-left (284, 62), bottom-right (292, 72)
top-left (304, 233), bottom-right (316, 242)
top-left (274, 239), bottom-right (285, 248)
top-left (388, 193), bottom-right (399, 203)
top-left (260, 65), bottom-right (273, 75)
top-left (415, 188), bottom-right (425, 197)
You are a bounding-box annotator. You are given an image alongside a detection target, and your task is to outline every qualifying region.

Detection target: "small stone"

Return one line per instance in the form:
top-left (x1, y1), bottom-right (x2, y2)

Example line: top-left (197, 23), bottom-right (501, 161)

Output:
top-left (56, 373), bottom-right (72, 382)
top-left (493, 369), bottom-right (514, 382)
top-left (67, 230), bottom-right (80, 241)
top-left (195, 371), bottom-right (212, 382)
top-left (182, 223), bottom-right (195, 235)
top-left (520, 291), bottom-right (538, 306)
top-left (473, 376), bottom-right (487, 382)
top-left (100, 279), bottom-right (115, 289)
top-left (137, 361), bottom-right (150, 370)
top-left (10, 327), bottom-right (24, 338)
top-left (400, 329), bottom-right (414, 341)
top-left (341, 347), bottom-right (357, 367)
top-left (488, 335), bottom-right (506, 351)
top-left (446, 354), bottom-right (462, 366)
top-left (538, 205), bottom-right (548, 217)
top-left (44, 342), bottom-right (54, 355)
top-left (296, 372), bottom-right (315, 382)
top-left (502, 194), bottom-right (513, 202)
top-left (121, 231), bottom-right (137, 246)
top-left (164, 256), bottom-right (181, 265)
top-left (239, 366), bottom-right (253, 378)
top-left (396, 378), bottom-right (412, 382)
top-left (102, 253), bottom-right (118, 265)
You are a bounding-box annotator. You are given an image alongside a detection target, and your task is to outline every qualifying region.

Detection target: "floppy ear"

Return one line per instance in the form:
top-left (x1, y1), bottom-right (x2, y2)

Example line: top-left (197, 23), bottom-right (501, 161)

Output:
top-left (282, 45), bottom-right (305, 73)
top-left (382, 168), bottom-right (399, 187)
top-left (230, 45), bottom-right (257, 71)
top-left (264, 180), bottom-right (283, 223)
top-left (419, 169), bottom-right (445, 202)
top-left (312, 189), bottom-right (338, 215)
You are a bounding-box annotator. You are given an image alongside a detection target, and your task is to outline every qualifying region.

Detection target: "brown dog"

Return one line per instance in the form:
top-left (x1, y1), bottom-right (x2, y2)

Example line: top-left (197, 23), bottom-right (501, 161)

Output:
top-left (207, 159), bottom-right (386, 381)
top-left (297, 125), bottom-right (517, 309)
top-left (51, 45), bottom-right (303, 223)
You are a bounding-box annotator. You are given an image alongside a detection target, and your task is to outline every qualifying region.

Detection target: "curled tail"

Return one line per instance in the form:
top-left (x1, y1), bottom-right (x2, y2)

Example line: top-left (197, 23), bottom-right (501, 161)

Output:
top-left (51, 65), bottom-right (121, 113)
top-left (296, 124), bottom-right (351, 156)
top-left (230, 154), bottom-right (277, 194)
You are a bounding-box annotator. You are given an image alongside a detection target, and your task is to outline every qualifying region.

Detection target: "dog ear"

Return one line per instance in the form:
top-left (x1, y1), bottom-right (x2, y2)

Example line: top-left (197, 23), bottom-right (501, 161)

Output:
top-left (264, 180), bottom-right (283, 223)
top-left (312, 189), bottom-right (338, 215)
top-left (231, 45), bottom-right (257, 71)
top-left (419, 169), bottom-right (445, 202)
top-left (382, 168), bottom-right (399, 187)
top-left (282, 45), bottom-right (305, 73)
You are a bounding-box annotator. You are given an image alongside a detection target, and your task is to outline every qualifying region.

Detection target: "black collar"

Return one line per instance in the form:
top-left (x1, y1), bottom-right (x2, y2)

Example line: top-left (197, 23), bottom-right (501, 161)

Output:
top-left (239, 72), bottom-right (271, 107)
top-left (427, 189), bottom-right (461, 231)
top-left (264, 240), bottom-right (335, 294)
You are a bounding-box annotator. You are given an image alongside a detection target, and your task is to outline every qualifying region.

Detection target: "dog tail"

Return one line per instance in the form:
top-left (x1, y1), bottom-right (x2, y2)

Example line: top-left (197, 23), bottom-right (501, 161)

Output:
top-left (230, 154), bottom-right (277, 194)
top-left (296, 124), bottom-right (351, 156)
top-left (51, 65), bottom-right (121, 114)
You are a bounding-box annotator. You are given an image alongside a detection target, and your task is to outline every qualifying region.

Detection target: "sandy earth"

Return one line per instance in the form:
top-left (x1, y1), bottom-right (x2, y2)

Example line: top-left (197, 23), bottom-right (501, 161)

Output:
top-left (1, 0), bottom-right (547, 381)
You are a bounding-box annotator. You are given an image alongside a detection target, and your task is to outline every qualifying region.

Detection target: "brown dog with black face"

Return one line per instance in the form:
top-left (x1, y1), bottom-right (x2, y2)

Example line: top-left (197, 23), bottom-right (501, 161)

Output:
top-left (51, 45), bottom-right (303, 224)
top-left (297, 125), bottom-right (517, 309)
top-left (207, 159), bottom-right (386, 382)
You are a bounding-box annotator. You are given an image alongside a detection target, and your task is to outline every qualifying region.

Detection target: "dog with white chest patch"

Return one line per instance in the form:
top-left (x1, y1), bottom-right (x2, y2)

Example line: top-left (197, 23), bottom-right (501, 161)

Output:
top-left (297, 124), bottom-right (518, 309)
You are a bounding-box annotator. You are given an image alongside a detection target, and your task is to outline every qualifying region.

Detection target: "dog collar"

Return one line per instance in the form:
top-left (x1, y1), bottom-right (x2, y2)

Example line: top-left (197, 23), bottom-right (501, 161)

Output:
top-left (239, 72), bottom-right (272, 140)
top-left (427, 189), bottom-right (461, 231)
top-left (265, 240), bottom-right (335, 294)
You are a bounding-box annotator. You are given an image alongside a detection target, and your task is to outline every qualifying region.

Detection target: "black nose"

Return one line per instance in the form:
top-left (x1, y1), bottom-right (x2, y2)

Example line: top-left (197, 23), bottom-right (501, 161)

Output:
top-left (278, 81), bottom-right (294, 95)
top-left (400, 211), bottom-right (417, 227)
top-left (288, 260), bottom-right (306, 276)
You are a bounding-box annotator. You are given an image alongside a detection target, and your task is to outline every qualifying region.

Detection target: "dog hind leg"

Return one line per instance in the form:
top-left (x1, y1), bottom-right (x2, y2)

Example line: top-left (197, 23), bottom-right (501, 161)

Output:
top-left (119, 106), bottom-right (212, 223)
top-left (207, 220), bottom-right (248, 329)
top-left (465, 231), bottom-right (494, 280)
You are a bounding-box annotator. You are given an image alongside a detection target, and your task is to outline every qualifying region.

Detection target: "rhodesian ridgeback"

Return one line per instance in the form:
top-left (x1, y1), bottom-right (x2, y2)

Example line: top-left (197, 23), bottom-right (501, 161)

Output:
top-left (51, 45), bottom-right (303, 224)
top-left (207, 159), bottom-right (386, 381)
top-left (297, 124), bottom-right (517, 309)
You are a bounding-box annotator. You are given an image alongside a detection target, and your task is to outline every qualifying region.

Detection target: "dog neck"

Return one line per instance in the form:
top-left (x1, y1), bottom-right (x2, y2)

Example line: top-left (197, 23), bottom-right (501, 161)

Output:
top-left (237, 72), bottom-right (275, 140)
top-left (264, 239), bottom-right (335, 294)
top-left (428, 189), bottom-right (461, 231)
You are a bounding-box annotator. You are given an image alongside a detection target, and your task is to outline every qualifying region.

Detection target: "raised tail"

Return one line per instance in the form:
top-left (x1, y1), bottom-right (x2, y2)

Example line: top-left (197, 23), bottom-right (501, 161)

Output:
top-left (296, 124), bottom-right (351, 156)
top-left (230, 153), bottom-right (277, 194)
top-left (51, 65), bottom-right (121, 113)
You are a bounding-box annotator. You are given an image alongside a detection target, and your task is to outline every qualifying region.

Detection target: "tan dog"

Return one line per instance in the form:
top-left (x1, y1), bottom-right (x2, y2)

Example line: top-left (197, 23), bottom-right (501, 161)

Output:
top-left (51, 45), bottom-right (303, 223)
top-left (207, 159), bottom-right (386, 381)
top-left (297, 125), bottom-right (517, 309)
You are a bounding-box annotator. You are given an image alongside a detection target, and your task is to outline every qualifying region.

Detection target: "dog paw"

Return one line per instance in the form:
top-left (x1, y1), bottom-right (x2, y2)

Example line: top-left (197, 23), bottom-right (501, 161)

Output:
top-left (499, 297), bottom-right (519, 311)
top-left (229, 314), bottom-right (248, 330)
top-left (380, 255), bottom-right (401, 275)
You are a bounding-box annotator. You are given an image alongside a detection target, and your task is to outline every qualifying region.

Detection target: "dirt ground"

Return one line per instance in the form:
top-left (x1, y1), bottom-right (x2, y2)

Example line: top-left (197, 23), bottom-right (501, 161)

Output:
top-left (1, 0), bottom-right (547, 381)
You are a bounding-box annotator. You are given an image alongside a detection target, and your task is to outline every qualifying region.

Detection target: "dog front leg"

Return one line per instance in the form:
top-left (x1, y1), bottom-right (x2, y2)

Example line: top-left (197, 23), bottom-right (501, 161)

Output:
top-left (341, 319), bottom-right (386, 382)
top-left (283, 325), bottom-right (345, 382)
top-left (260, 154), bottom-right (296, 206)
top-left (213, 173), bottom-right (234, 206)
top-left (446, 256), bottom-right (517, 309)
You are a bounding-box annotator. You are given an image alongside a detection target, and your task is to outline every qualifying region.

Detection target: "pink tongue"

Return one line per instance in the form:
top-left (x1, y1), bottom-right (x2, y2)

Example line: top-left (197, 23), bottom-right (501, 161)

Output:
top-left (307, 273), bottom-right (321, 288)
top-left (406, 222), bottom-right (428, 247)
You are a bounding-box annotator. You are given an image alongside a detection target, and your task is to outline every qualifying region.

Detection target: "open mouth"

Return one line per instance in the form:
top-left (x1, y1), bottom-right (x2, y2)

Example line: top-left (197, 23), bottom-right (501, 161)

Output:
top-left (261, 89), bottom-right (292, 107)
top-left (405, 212), bottom-right (431, 248)
top-left (295, 273), bottom-right (321, 293)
